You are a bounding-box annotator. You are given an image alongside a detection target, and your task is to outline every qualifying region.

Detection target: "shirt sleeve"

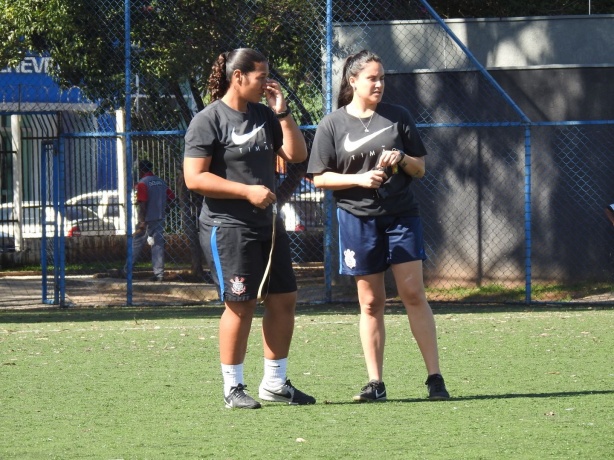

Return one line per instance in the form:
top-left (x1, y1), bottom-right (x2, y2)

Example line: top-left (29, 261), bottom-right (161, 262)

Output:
top-left (307, 115), bottom-right (338, 174)
top-left (184, 110), bottom-right (218, 158)
top-left (136, 181), bottom-right (148, 203)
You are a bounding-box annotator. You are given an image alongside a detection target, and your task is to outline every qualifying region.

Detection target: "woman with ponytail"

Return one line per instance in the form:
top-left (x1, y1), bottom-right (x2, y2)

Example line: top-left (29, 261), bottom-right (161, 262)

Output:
top-left (308, 50), bottom-right (450, 402)
top-left (184, 48), bottom-right (315, 409)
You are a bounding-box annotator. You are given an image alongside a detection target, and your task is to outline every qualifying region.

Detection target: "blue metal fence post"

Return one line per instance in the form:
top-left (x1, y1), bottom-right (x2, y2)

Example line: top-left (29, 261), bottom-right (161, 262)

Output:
top-left (323, 0), bottom-right (333, 303)
top-left (524, 126), bottom-right (532, 304)
top-left (39, 137), bottom-right (65, 306)
top-left (57, 136), bottom-right (66, 307)
top-left (125, 0), bottom-right (134, 305)
top-left (52, 139), bottom-right (61, 305)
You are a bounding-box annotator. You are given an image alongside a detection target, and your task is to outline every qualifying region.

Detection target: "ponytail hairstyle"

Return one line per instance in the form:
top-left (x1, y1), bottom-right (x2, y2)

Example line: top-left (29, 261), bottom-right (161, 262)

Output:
top-left (337, 49), bottom-right (382, 108)
top-left (208, 48), bottom-right (268, 101)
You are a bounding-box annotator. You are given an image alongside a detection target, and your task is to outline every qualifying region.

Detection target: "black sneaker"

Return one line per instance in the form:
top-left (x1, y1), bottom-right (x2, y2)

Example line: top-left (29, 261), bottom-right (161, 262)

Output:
top-left (224, 384), bottom-right (262, 409)
top-left (259, 379), bottom-right (316, 405)
top-left (353, 380), bottom-right (387, 402)
top-left (425, 374), bottom-right (450, 400)
top-left (150, 275), bottom-right (164, 282)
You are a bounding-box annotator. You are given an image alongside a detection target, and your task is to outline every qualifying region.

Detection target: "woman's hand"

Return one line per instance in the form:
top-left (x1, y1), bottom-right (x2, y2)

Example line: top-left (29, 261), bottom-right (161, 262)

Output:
top-left (264, 79), bottom-right (287, 114)
top-left (247, 184), bottom-right (277, 209)
top-left (376, 149), bottom-right (404, 169)
top-left (358, 169), bottom-right (388, 189)
top-left (378, 149), bottom-right (425, 178)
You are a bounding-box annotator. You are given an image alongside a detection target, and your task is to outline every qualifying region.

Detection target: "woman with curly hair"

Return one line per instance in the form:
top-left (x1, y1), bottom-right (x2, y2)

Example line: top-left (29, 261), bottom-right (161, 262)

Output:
top-left (184, 48), bottom-right (315, 409)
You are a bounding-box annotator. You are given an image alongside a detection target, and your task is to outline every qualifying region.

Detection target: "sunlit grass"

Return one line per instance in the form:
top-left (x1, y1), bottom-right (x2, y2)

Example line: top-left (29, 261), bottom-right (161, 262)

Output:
top-left (1, 304), bottom-right (612, 459)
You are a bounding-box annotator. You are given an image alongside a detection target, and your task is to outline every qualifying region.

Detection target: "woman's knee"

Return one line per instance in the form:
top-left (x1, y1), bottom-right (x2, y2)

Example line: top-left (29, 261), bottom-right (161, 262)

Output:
top-left (399, 286), bottom-right (428, 307)
top-left (225, 300), bottom-right (257, 319)
top-left (359, 295), bottom-right (386, 317)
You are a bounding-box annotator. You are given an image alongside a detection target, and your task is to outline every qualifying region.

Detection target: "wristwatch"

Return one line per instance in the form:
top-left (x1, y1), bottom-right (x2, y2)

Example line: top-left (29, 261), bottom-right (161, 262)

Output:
top-left (276, 107), bottom-right (291, 119)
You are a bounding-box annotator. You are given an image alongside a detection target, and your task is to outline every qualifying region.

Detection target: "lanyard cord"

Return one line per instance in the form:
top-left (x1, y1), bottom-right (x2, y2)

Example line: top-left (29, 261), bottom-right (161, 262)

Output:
top-left (257, 203), bottom-right (277, 301)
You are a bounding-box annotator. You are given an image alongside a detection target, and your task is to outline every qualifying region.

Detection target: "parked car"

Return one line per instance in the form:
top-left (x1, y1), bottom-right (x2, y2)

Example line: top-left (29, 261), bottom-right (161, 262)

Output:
top-left (0, 201), bottom-right (113, 251)
top-left (65, 190), bottom-right (123, 232)
top-left (277, 176), bottom-right (325, 232)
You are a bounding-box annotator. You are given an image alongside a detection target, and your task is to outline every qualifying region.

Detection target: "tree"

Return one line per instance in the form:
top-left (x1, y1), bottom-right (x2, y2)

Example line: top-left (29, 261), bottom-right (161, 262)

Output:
top-left (0, 0), bottom-right (321, 123)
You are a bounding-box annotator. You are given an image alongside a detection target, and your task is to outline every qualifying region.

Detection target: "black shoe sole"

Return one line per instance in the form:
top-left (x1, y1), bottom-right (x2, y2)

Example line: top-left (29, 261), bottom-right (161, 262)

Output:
top-left (352, 395), bottom-right (387, 402)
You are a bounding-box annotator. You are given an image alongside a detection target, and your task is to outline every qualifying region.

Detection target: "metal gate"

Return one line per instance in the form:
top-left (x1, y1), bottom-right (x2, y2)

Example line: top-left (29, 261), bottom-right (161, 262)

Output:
top-left (40, 139), bottom-right (65, 306)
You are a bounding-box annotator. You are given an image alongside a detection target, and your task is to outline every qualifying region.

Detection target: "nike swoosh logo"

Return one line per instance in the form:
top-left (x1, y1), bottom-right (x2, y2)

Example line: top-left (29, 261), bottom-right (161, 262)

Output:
top-left (375, 389), bottom-right (386, 399)
top-left (264, 387), bottom-right (293, 398)
top-left (343, 125), bottom-right (393, 153)
top-left (231, 123), bottom-right (265, 145)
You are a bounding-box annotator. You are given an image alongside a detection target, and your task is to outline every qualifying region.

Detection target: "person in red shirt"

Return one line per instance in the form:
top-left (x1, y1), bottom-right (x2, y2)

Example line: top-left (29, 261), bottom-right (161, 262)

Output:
top-left (125, 159), bottom-right (175, 281)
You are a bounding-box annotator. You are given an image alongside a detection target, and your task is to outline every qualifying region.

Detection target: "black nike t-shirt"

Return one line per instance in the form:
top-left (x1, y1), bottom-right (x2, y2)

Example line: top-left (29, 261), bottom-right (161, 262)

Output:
top-left (184, 100), bottom-right (283, 227)
top-left (308, 103), bottom-right (427, 217)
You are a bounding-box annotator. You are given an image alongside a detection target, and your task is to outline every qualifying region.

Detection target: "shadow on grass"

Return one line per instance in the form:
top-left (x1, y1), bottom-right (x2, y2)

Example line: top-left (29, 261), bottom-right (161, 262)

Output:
top-left (321, 390), bottom-right (614, 405)
top-left (0, 302), bottom-right (612, 325)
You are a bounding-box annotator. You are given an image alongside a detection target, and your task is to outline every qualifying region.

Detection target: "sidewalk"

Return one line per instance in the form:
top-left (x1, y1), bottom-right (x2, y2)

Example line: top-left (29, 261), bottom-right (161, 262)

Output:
top-left (0, 264), bottom-right (333, 308)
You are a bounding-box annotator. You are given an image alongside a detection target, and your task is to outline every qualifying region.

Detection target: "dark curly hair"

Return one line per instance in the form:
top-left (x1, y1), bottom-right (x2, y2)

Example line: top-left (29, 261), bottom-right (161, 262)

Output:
top-left (208, 48), bottom-right (268, 101)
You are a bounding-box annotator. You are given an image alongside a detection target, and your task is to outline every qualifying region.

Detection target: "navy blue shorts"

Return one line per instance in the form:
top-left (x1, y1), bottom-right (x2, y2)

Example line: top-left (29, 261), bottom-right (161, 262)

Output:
top-left (199, 219), bottom-right (297, 301)
top-left (337, 208), bottom-right (427, 276)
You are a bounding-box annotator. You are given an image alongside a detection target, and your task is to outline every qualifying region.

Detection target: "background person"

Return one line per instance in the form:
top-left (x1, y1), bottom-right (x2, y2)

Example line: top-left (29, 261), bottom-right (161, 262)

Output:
top-left (308, 49), bottom-right (450, 402)
top-left (183, 48), bottom-right (315, 409)
top-left (125, 159), bottom-right (175, 281)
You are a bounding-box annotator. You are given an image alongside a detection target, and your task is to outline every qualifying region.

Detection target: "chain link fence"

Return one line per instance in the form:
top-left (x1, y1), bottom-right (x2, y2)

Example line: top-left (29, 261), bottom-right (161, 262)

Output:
top-left (0, 0), bottom-right (612, 307)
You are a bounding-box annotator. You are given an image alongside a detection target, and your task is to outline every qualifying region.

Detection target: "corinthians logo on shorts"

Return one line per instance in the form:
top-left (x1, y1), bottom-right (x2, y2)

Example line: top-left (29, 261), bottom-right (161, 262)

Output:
top-left (230, 276), bottom-right (247, 295)
top-left (343, 249), bottom-right (357, 269)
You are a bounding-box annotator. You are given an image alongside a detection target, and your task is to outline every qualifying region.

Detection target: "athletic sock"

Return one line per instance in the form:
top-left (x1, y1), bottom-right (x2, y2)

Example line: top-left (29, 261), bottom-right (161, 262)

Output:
top-left (262, 357), bottom-right (287, 389)
top-left (221, 363), bottom-right (244, 397)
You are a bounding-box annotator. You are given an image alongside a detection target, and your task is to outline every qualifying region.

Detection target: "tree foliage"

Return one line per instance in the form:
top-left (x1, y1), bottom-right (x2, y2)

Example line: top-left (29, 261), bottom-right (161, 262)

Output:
top-left (0, 0), bottom-right (321, 127)
top-left (1, 0), bottom-right (613, 123)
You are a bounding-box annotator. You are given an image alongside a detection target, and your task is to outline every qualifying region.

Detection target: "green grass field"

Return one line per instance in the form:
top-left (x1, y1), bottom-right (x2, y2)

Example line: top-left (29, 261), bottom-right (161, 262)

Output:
top-left (1, 304), bottom-right (612, 459)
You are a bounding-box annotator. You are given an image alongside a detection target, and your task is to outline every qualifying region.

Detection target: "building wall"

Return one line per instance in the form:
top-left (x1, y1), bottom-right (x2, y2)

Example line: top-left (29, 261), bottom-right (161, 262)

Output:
top-left (333, 15), bottom-right (614, 117)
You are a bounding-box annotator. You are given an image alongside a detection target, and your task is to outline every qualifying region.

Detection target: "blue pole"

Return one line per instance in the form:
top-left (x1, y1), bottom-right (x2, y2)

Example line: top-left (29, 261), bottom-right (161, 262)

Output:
top-left (56, 137), bottom-right (66, 307)
top-left (57, 136), bottom-right (66, 307)
top-left (125, 0), bottom-right (134, 305)
top-left (323, 0), bottom-right (333, 303)
top-left (52, 142), bottom-right (60, 305)
top-left (325, 0), bottom-right (333, 116)
top-left (524, 126), bottom-right (532, 304)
